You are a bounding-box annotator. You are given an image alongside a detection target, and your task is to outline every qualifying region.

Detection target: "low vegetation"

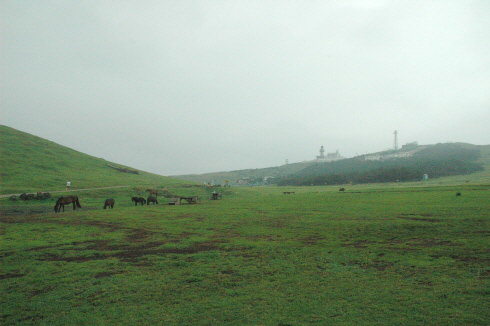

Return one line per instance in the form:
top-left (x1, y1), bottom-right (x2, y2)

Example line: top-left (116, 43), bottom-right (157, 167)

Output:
top-left (1, 184), bottom-right (489, 325)
top-left (1, 126), bottom-right (489, 325)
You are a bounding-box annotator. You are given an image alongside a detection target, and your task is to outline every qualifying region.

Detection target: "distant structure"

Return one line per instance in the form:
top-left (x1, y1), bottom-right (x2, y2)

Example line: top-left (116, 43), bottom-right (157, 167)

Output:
top-left (363, 140), bottom-right (423, 161)
top-left (393, 130), bottom-right (399, 151)
top-left (315, 146), bottom-right (344, 162)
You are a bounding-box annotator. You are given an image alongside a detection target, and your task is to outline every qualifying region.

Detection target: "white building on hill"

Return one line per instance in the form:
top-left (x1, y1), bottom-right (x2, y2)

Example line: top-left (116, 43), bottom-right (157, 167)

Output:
top-left (315, 146), bottom-right (344, 162)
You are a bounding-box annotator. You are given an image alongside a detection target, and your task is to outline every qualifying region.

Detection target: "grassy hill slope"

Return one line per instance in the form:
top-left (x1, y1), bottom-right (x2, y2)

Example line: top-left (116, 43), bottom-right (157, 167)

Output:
top-left (174, 161), bottom-right (313, 186)
top-left (276, 143), bottom-right (486, 186)
top-left (0, 125), bottom-right (192, 194)
top-left (176, 143), bottom-right (490, 186)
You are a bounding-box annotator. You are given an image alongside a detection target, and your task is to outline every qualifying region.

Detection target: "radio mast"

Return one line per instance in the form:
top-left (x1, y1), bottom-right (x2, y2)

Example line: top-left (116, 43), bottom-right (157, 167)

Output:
top-left (393, 130), bottom-right (399, 150)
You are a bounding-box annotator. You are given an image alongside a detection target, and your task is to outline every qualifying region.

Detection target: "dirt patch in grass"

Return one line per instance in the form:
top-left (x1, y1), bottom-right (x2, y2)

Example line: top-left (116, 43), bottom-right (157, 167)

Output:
top-left (406, 239), bottom-right (460, 247)
top-left (300, 234), bottom-right (325, 245)
top-left (341, 239), bottom-right (372, 248)
top-left (125, 228), bottom-right (157, 242)
top-left (0, 214), bottom-right (125, 232)
top-left (29, 286), bottom-right (56, 298)
top-left (360, 260), bottom-right (395, 271)
top-left (0, 207), bottom-right (53, 216)
top-left (94, 271), bottom-right (125, 279)
top-left (36, 239), bottom-right (223, 264)
top-left (0, 272), bottom-right (26, 280)
top-left (397, 213), bottom-right (440, 223)
top-left (449, 255), bottom-right (489, 264)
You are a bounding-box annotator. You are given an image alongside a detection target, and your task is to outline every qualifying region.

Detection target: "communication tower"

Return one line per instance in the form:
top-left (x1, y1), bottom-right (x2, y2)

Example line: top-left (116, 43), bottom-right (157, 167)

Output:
top-left (393, 130), bottom-right (399, 150)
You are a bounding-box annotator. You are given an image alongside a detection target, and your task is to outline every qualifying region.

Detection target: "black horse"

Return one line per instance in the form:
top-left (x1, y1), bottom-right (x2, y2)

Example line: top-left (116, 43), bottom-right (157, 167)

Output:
top-left (147, 196), bottom-right (158, 205)
top-left (211, 192), bottom-right (222, 200)
top-left (54, 195), bottom-right (82, 213)
top-left (131, 197), bottom-right (146, 206)
top-left (103, 198), bottom-right (115, 209)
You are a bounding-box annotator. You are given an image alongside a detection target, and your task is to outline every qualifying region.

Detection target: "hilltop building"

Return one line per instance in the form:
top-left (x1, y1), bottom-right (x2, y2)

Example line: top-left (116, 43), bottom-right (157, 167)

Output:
top-left (362, 142), bottom-right (423, 161)
top-left (315, 146), bottom-right (344, 162)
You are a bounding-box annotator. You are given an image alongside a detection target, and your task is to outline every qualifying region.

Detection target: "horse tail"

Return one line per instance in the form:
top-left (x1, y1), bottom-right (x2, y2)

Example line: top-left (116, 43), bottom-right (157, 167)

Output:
top-left (76, 197), bottom-right (82, 208)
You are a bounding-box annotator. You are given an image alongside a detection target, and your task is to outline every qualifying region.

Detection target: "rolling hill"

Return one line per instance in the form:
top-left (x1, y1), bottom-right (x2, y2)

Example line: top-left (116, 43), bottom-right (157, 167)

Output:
top-left (2, 125), bottom-right (489, 193)
top-left (0, 125), bottom-right (192, 194)
top-left (176, 143), bottom-right (490, 186)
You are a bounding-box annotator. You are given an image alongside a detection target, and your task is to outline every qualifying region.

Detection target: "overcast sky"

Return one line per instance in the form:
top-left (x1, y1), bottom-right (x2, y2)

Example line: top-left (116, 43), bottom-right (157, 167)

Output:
top-left (1, 1), bottom-right (489, 176)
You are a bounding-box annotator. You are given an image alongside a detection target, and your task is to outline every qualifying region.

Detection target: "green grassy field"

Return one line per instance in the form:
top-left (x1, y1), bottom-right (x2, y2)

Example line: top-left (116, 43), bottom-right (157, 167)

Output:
top-left (1, 126), bottom-right (489, 325)
top-left (1, 184), bottom-right (489, 325)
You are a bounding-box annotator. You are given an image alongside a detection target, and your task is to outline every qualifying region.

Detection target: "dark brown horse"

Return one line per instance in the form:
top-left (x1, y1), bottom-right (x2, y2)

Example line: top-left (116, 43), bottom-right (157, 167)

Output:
top-left (131, 197), bottom-right (146, 206)
top-left (147, 196), bottom-right (158, 205)
top-left (103, 198), bottom-right (115, 209)
top-left (211, 192), bottom-right (222, 200)
top-left (54, 195), bottom-right (82, 213)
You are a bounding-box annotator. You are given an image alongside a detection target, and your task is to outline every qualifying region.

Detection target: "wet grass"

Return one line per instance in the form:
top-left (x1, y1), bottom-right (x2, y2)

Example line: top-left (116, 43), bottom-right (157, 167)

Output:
top-left (1, 184), bottom-right (489, 325)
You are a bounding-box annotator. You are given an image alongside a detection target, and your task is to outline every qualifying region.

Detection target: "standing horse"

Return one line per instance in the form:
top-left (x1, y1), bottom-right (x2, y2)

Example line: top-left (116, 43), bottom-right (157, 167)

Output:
top-left (147, 196), bottom-right (158, 205)
top-left (131, 197), bottom-right (146, 206)
top-left (103, 198), bottom-right (115, 209)
top-left (211, 192), bottom-right (222, 200)
top-left (54, 195), bottom-right (82, 213)
top-left (146, 189), bottom-right (158, 198)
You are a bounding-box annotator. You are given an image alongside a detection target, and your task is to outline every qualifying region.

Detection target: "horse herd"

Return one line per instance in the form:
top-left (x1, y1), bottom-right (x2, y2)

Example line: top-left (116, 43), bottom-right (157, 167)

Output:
top-left (53, 190), bottom-right (161, 213)
top-left (52, 195), bottom-right (158, 213)
top-left (25, 189), bottom-right (219, 213)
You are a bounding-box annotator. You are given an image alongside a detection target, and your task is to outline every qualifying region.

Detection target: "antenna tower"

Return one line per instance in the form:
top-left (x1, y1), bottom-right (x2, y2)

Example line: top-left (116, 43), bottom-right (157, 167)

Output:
top-left (393, 130), bottom-right (398, 150)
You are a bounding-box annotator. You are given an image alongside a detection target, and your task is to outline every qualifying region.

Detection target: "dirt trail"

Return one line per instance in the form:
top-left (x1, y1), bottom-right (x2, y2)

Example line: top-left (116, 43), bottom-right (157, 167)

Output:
top-left (0, 185), bottom-right (130, 199)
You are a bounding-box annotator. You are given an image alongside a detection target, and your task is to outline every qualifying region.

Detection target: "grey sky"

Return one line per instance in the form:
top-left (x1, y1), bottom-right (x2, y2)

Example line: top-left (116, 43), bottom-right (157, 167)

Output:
top-left (1, 1), bottom-right (489, 175)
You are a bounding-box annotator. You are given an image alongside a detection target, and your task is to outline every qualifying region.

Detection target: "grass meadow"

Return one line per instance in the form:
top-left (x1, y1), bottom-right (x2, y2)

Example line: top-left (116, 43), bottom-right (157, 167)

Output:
top-left (1, 183), bottom-right (489, 325)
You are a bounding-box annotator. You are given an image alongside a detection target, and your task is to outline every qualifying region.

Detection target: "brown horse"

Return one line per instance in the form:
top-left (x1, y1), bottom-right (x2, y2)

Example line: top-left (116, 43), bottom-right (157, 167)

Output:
top-left (103, 198), bottom-right (115, 209)
top-left (54, 195), bottom-right (82, 213)
top-left (146, 189), bottom-right (158, 197)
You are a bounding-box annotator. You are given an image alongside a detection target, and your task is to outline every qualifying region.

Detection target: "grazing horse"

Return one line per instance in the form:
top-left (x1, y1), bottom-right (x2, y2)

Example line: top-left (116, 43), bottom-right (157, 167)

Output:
top-left (146, 189), bottom-right (158, 198)
top-left (211, 192), bottom-right (222, 200)
top-left (103, 198), bottom-right (115, 209)
top-left (147, 196), bottom-right (158, 205)
top-left (54, 195), bottom-right (82, 213)
top-left (131, 197), bottom-right (146, 206)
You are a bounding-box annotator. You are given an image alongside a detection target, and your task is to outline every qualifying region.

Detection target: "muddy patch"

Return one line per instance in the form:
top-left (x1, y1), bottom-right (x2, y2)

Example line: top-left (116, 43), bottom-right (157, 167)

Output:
top-left (94, 271), bottom-right (125, 279)
top-left (29, 286), bottom-right (56, 298)
top-left (300, 234), bottom-right (325, 245)
top-left (125, 228), bottom-right (157, 242)
top-left (406, 238), bottom-right (460, 247)
top-left (341, 240), bottom-right (372, 248)
top-left (37, 239), bottom-right (223, 264)
top-left (0, 272), bottom-right (26, 280)
top-left (397, 213), bottom-right (440, 223)
top-left (0, 214), bottom-right (125, 232)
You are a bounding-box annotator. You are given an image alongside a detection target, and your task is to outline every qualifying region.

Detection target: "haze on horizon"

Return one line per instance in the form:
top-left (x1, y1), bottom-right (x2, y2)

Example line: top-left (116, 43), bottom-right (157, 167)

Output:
top-left (1, 1), bottom-right (489, 176)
